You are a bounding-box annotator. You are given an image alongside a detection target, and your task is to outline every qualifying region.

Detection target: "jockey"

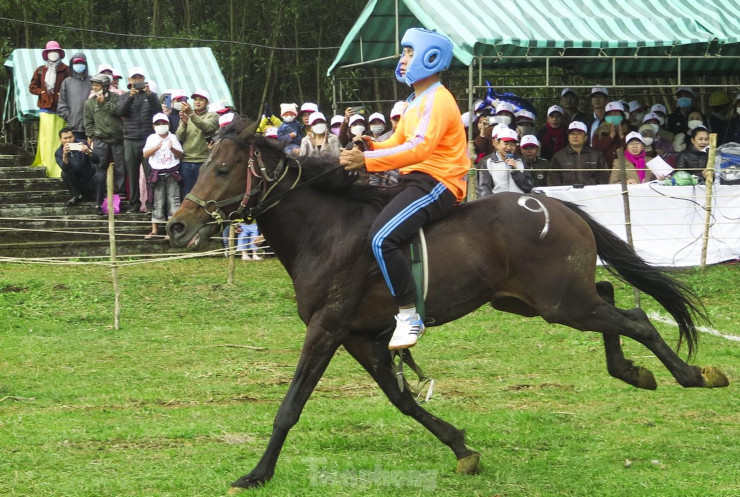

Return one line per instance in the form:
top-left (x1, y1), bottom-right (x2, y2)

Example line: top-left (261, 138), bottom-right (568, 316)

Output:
top-left (340, 28), bottom-right (469, 350)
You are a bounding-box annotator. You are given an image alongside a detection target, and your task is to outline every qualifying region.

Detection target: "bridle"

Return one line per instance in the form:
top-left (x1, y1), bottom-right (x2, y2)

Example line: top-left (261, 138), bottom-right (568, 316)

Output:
top-left (184, 140), bottom-right (294, 226)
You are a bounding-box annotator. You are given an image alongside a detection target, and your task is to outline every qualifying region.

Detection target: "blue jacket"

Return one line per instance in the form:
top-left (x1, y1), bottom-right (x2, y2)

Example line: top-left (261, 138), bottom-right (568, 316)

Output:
top-left (54, 142), bottom-right (100, 183)
top-left (277, 121), bottom-right (303, 150)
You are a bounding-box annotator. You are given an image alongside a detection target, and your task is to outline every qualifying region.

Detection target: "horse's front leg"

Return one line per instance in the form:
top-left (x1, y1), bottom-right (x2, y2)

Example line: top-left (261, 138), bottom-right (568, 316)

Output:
top-left (229, 318), bottom-right (346, 493)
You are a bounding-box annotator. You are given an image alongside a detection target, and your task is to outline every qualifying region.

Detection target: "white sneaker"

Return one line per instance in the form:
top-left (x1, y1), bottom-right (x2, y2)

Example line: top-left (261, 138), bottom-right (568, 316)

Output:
top-left (388, 313), bottom-right (425, 350)
top-left (251, 254), bottom-right (263, 260)
top-left (241, 252), bottom-right (252, 260)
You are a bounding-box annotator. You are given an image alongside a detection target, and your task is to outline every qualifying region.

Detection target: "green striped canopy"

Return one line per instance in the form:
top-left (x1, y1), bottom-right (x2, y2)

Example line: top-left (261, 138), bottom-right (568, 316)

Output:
top-left (328, 0), bottom-right (740, 76)
top-left (4, 47), bottom-right (233, 123)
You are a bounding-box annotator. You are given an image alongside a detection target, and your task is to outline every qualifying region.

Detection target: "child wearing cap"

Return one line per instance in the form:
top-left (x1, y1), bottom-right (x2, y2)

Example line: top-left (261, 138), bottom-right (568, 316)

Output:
top-left (277, 103), bottom-right (303, 155)
top-left (143, 113), bottom-right (183, 239)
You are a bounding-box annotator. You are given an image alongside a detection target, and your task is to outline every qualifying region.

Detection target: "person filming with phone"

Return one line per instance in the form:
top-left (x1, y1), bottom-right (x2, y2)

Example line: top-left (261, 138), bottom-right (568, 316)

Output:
top-left (55, 127), bottom-right (105, 213)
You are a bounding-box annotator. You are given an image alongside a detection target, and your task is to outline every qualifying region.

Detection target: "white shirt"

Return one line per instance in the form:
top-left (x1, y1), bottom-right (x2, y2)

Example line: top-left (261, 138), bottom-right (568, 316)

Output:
top-left (144, 132), bottom-right (183, 170)
top-left (486, 152), bottom-right (526, 194)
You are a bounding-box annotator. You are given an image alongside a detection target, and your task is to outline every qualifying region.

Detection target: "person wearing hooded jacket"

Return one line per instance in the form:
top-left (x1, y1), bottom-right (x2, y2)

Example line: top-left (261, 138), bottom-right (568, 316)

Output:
top-left (57, 53), bottom-right (92, 142)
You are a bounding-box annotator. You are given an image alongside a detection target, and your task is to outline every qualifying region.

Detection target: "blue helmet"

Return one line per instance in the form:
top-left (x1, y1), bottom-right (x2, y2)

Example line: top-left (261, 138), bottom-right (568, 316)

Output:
top-left (395, 28), bottom-right (454, 86)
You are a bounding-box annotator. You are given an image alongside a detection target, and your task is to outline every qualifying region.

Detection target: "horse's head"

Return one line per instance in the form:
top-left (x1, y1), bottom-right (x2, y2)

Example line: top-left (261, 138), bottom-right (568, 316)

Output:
top-left (166, 117), bottom-right (285, 249)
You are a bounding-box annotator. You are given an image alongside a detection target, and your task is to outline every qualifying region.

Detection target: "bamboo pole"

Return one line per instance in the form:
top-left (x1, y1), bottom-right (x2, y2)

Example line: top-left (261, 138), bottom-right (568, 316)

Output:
top-left (701, 133), bottom-right (718, 270)
top-left (227, 223), bottom-right (236, 284)
top-left (106, 165), bottom-right (120, 330)
top-left (618, 154), bottom-right (640, 307)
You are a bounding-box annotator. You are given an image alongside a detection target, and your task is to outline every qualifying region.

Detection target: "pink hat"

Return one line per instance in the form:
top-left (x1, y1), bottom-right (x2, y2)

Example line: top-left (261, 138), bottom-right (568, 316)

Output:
top-left (264, 126), bottom-right (279, 138)
top-left (568, 121), bottom-right (588, 133)
top-left (547, 104), bottom-right (564, 116)
top-left (308, 112), bottom-right (326, 126)
top-left (152, 112), bottom-right (169, 123)
top-left (218, 113), bottom-right (235, 128)
top-left (348, 114), bottom-right (365, 126)
top-left (191, 89), bottom-right (211, 102)
top-left (497, 128), bottom-right (519, 142)
top-left (42, 41), bottom-right (65, 61)
top-left (520, 135), bottom-right (540, 148)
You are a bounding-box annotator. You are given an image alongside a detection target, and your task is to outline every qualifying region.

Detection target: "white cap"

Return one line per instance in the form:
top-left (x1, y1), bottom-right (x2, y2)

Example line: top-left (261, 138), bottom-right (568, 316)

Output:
top-left (497, 127), bottom-right (519, 142)
top-left (547, 104), bottom-right (564, 116)
top-left (605, 101), bottom-right (625, 114)
top-left (650, 103), bottom-right (667, 115)
top-left (628, 100), bottom-right (645, 113)
top-left (515, 110), bottom-right (536, 123)
top-left (280, 103), bottom-right (298, 116)
top-left (111, 68), bottom-right (122, 79)
top-left (97, 63), bottom-right (113, 74)
top-left (625, 131), bottom-right (644, 144)
top-left (152, 112), bottom-right (169, 123)
top-left (368, 112), bottom-right (386, 123)
top-left (561, 87), bottom-right (577, 97)
top-left (675, 86), bottom-right (694, 96)
top-left (147, 80), bottom-right (158, 93)
top-left (299, 102), bottom-right (318, 114)
top-left (390, 101), bottom-right (405, 119)
top-left (308, 112), bottom-right (326, 126)
top-left (568, 121), bottom-right (588, 133)
top-left (170, 89), bottom-right (187, 101)
top-left (591, 87), bottom-right (609, 96)
top-left (265, 126), bottom-right (279, 138)
top-left (191, 89), bottom-right (211, 102)
top-left (348, 114), bottom-right (365, 126)
top-left (128, 66), bottom-right (145, 78)
top-left (218, 113), bottom-right (234, 128)
top-left (208, 100), bottom-right (226, 113)
top-left (461, 111), bottom-right (471, 128)
top-left (330, 115), bottom-right (344, 126)
top-left (496, 101), bottom-right (516, 115)
top-left (490, 124), bottom-right (506, 139)
top-left (643, 111), bottom-right (661, 123)
top-left (520, 135), bottom-right (540, 148)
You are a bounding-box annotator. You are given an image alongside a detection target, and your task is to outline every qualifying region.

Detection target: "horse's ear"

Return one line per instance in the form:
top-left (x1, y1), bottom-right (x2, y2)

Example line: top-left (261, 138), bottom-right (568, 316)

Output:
top-left (239, 120), bottom-right (259, 140)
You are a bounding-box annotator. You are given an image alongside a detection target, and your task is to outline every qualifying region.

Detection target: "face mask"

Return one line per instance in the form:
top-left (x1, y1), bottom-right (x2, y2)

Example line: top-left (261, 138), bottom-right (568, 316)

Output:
top-left (330, 126), bottom-right (341, 136)
top-left (282, 115), bottom-right (295, 123)
top-left (72, 64), bottom-right (86, 74)
top-left (649, 123), bottom-right (660, 134)
top-left (350, 125), bottom-right (365, 136)
top-left (172, 102), bottom-right (183, 111)
top-left (677, 97), bottom-right (692, 109)
top-left (517, 125), bottom-right (534, 136)
top-left (312, 123), bottom-right (327, 135)
top-left (605, 115), bottom-right (623, 125)
top-left (688, 119), bottom-right (703, 130)
top-left (47, 52), bottom-right (60, 62)
top-left (633, 112), bottom-right (645, 123)
top-left (154, 124), bottom-right (169, 135)
top-left (370, 124), bottom-right (385, 134)
top-left (494, 115), bottom-right (512, 126)
top-left (642, 137), bottom-right (654, 147)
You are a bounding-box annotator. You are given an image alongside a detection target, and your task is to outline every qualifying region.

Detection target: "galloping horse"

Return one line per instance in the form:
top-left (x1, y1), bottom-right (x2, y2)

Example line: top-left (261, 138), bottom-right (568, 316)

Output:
top-left (166, 118), bottom-right (728, 492)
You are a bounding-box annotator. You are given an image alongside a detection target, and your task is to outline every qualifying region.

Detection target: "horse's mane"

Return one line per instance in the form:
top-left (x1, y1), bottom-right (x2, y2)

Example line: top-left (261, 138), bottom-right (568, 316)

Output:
top-left (218, 116), bottom-right (401, 210)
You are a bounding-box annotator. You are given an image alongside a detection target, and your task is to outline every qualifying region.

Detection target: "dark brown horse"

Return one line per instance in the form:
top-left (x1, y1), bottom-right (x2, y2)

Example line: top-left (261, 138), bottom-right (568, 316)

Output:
top-left (166, 118), bottom-right (728, 493)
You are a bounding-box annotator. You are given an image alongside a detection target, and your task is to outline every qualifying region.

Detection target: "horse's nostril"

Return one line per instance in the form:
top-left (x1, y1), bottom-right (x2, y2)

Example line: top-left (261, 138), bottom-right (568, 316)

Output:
top-left (169, 221), bottom-right (185, 234)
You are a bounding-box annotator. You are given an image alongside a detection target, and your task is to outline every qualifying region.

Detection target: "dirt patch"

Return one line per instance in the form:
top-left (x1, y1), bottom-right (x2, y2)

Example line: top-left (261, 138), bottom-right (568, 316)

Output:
top-left (0, 284), bottom-right (28, 293)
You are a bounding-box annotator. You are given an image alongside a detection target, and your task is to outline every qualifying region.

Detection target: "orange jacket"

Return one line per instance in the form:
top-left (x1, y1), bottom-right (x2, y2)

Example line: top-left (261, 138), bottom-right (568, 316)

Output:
top-left (364, 83), bottom-right (470, 201)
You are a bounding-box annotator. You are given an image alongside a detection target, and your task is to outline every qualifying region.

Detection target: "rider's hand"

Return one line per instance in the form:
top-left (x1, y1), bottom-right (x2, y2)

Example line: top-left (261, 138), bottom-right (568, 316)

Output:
top-left (340, 146), bottom-right (366, 171)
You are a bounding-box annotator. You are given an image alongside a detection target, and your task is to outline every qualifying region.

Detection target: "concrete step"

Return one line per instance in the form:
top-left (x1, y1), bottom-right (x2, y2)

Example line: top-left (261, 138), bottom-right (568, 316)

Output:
top-left (0, 237), bottom-right (224, 259)
top-left (0, 177), bottom-right (66, 192)
top-left (0, 166), bottom-right (47, 179)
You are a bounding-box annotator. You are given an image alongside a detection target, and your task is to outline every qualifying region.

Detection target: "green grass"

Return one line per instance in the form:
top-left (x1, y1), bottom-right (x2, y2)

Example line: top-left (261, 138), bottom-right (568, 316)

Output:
top-left (0, 259), bottom-right (738, 496)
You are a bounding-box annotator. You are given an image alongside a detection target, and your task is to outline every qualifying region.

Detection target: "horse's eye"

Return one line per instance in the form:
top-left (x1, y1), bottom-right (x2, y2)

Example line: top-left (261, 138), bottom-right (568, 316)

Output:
top-left (216, 164), bottom-right (231, 177)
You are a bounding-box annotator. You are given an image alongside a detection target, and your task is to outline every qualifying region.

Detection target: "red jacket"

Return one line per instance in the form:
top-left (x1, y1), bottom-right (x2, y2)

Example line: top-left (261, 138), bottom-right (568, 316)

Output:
top-left (29, 63), bottom-right (71, 112)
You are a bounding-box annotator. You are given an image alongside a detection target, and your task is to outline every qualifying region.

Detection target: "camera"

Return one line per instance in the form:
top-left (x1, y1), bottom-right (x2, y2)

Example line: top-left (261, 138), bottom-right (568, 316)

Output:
top-left (68, 142), bottom-right (83, 151)
top-left (133, 81), bottom-right (147, 91)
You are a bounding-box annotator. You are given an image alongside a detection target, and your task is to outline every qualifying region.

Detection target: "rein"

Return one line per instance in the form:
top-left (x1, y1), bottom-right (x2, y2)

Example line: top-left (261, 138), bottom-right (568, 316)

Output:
top-left (185, 140), bottom-right (346, 225)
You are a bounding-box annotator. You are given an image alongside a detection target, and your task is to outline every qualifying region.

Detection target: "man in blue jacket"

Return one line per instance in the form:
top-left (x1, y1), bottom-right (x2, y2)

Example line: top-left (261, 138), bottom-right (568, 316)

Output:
top-left (55, 128), bottom-right (106, 214)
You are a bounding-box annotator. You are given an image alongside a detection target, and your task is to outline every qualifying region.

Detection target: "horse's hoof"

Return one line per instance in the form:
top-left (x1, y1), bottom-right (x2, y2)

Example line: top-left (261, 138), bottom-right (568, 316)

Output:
top-left (701, 367), bottom-right (729, 388)
top-left (636, 367), bottom-right (657, 390)
top-left (456, 451), bottom-right (480, 474)
top-left (227, 487), bottom-right (245, 495)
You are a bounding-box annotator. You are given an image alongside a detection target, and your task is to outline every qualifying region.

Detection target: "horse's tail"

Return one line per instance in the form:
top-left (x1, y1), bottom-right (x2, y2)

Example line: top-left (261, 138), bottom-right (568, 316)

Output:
top-left (562, 201), bottom-right (705, 358)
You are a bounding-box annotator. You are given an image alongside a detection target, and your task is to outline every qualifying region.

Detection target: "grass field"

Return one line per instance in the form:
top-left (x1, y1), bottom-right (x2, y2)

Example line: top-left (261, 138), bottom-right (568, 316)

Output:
top-left (1, 258), bottom-right (738, 496)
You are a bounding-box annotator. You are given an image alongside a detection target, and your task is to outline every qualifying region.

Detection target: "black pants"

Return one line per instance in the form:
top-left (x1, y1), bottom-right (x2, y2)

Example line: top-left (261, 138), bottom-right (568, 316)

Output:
top-left (124, 138), bottom-right (150, 207)
top-left (368, 172), bottom-right (456, 307)
top-left (94, 140), bottom-right (126, 194)
top-left (62, 168), bottom-right (104, 203)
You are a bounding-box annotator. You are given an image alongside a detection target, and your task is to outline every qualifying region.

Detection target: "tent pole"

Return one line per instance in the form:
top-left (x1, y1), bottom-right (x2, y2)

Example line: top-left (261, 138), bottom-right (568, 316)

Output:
top-left (394, 0), bottom-right (400, 54)
top-left (467, 58), bottom-right (476, 202)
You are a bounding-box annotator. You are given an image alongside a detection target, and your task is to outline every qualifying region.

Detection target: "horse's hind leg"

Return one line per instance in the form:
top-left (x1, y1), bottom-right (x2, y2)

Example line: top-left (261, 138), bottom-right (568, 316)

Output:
top-left (342, 335), bottom-right (480, 475)
top-left (596, 281), bottom-right (657, 390)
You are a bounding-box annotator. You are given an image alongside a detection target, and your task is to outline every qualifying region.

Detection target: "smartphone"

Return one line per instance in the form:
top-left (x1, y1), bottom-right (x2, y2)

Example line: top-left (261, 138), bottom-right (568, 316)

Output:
top-left (164, 94), bottom-right (172, 109)
top-left (352, 105), bottom-right (366, 116)
top-left (68, 142), bottom-right (83, 151)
